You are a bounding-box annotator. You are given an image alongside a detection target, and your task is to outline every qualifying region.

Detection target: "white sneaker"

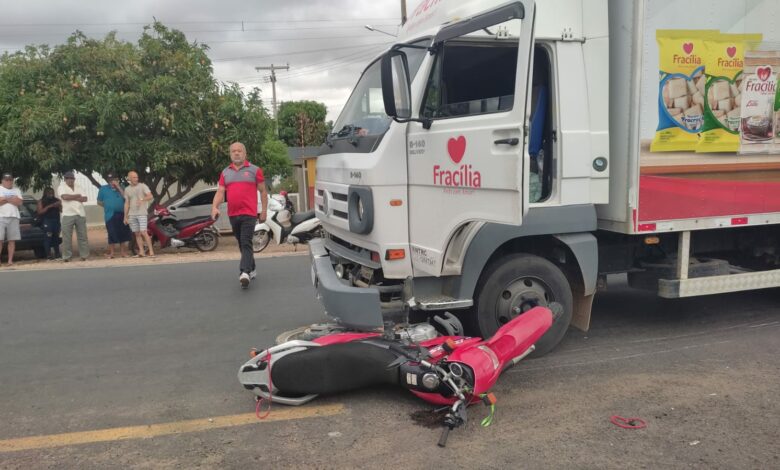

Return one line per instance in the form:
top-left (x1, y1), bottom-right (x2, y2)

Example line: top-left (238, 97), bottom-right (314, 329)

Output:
top-left (249, 270), bottom-right (257, 281)
top-left (239, 272), bottom-right (250, 289)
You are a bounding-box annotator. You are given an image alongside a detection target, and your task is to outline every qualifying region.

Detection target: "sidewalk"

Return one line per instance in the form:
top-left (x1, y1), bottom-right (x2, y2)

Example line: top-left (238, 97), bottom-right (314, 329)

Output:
top-left (2, 226), bottom-right (309, 271)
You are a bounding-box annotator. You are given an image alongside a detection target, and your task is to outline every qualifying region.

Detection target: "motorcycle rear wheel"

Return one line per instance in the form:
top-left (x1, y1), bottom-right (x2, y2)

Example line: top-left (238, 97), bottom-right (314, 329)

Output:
top-left (253, 229), bottom-right (271, 253)
top-left (194, 231), bottom-right (219, 252)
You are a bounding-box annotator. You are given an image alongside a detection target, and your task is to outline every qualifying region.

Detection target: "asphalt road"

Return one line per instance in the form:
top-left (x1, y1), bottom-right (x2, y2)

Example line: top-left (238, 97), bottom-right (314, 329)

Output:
top-left (1, 258), bottom-right (779, 469)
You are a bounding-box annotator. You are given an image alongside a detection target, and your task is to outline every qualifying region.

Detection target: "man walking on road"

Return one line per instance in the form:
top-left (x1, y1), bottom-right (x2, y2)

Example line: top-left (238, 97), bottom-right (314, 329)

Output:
top-left (211, 142), bottom-right (268, 289)
top-left (124, 171), bottom-right (155, 258)
top-left (97, 173), bottom-right (132, 258)
top-left (0, 173), bottom-right (24, 267)
top-left (57, 171), bottom-right (90, 262)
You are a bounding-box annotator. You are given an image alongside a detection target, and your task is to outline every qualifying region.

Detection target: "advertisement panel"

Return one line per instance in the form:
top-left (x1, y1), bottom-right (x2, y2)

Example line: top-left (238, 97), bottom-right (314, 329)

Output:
top-left (637, 0), bottom-right (780, 227)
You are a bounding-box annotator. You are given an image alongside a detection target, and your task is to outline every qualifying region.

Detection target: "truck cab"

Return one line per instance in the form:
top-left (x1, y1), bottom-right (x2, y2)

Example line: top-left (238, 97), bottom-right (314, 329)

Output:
top-left (309, 0), bottom-right (606, 355)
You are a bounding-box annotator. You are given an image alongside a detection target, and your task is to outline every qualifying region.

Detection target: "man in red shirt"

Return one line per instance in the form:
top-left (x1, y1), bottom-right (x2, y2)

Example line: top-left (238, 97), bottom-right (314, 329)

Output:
top-left (212, 142), bottom-right (268, 288)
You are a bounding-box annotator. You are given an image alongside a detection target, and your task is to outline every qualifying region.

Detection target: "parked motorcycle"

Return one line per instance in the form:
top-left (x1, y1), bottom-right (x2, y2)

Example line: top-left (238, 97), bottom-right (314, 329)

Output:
top-left (148, 204), bottom-right (220, 251)
top-left (277, 190), bottom-right (295, 214)
top-left (252, 196), bottom-right (322, 253)
top-left (238, 305), bottom-right (556, 447)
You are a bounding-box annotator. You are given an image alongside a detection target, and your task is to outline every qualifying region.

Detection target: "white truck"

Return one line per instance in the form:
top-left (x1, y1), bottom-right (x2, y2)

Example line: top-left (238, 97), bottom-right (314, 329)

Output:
top-left (307, 0), bottom-right (780, 355)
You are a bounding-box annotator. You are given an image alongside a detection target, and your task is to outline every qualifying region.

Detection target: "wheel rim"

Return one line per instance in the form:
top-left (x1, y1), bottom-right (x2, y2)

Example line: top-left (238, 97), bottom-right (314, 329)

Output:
top-left (197, 232), bottom-right (217, 250)
top-left (253, 230), bottom-right (270, 252)
top-left (493, 276), bottom-right (554, 326)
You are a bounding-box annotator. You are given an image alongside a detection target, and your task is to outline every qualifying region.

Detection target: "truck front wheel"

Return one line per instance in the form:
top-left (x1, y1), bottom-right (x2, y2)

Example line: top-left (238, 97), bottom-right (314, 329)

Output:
top-left (474, 253), bottom-right (573, 357)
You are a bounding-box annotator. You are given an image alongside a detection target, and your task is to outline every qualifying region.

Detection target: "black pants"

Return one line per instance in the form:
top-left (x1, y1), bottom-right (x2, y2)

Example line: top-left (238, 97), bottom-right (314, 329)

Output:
top-left (230, 215), bottom-right (256, 274)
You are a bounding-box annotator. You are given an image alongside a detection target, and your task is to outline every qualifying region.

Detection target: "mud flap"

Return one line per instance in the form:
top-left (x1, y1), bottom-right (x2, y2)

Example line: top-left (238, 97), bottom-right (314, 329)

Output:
top-left (571, 293), bottom-right (594, 332)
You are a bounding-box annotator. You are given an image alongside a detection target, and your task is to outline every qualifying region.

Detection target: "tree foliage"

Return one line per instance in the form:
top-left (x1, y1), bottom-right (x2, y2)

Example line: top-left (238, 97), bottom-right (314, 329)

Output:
top-left (277, 100), bottom-right (331, 147)
top-left (0, 23), bottom-right (289, 206)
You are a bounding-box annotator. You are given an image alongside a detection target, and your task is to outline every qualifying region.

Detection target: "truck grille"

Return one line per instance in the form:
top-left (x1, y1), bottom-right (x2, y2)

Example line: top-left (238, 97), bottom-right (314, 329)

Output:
top-left (315, 182), bottom-right (350, 228)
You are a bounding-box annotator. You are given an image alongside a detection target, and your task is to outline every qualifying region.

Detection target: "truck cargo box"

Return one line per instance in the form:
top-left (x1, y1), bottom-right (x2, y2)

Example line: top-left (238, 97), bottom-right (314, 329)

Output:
top-left (598, 0), bottom-right (780, 235)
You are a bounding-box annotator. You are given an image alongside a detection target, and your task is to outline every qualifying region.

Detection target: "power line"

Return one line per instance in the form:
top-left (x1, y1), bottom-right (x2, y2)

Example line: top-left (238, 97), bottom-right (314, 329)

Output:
top-left (222, 43), bottom-right (386, 82)
top-left (276, 49), bottom-right (384, 80)
top-left (0, 18), bottom-right (399, 27)
top-left (0, 24), bottom-right (401, 38)
top-left (212, 41), bottom-right (392, 63)
top-left (191, 34), bottom-right (390, 45)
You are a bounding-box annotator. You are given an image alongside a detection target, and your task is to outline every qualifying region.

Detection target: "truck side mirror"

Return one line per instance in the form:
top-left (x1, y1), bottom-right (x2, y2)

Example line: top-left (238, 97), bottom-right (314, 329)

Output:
top-left (381, 49), bottom-right (412, 120)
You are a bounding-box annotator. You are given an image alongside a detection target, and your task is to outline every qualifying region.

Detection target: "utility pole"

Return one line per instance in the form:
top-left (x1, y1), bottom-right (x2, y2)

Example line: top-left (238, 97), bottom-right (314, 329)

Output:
top-left (401, 0), bottom-right (407, 25)
top-left (255, 63), bottom-right (289, 134)
top-left (298, 112), bottom-right (306, 148)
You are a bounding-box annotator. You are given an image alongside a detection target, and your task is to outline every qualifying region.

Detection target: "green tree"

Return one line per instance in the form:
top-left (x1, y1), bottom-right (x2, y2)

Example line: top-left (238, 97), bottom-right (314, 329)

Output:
top-left (0, 23), bottom-right (289, 206)
top-left (277, 100), bottom-right (329, 147)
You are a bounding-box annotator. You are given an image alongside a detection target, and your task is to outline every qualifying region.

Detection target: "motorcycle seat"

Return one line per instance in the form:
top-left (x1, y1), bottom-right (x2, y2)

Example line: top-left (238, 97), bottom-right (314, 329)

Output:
top-left (291, 210), bottom-right (315, 225)
top-left (271, 341), bottom-right (400, 395)
top-left (174, 215), bottom-right (213, 229)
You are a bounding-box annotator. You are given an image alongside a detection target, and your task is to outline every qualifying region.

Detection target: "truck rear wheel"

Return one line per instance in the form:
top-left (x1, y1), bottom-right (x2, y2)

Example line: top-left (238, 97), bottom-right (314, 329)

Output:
top-left (474, 253), bottom-right (573, 357)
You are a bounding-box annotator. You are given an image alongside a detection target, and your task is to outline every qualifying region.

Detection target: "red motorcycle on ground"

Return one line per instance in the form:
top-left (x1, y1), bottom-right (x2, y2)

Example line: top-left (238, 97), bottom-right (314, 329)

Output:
top-left (148, 204), bottom-right (220, 251)
top-left (238, 305), bottom-right (557, 446)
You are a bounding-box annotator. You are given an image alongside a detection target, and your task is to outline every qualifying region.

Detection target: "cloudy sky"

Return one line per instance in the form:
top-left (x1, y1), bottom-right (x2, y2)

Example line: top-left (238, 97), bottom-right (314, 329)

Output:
top-left (0, 0), bottom-right (405, 122)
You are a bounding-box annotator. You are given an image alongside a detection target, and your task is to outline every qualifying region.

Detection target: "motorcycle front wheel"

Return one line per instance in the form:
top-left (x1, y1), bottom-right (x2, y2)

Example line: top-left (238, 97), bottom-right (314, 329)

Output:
top-left (194, 230), bottom-right (219, 252)
top-left (253, 229), bottom-right (271, 253)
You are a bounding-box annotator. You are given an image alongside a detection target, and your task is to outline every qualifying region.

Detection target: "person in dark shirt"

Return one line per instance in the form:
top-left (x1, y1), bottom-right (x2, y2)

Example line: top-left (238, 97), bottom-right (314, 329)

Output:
top-left (36, 187), bottom-right (62, 260)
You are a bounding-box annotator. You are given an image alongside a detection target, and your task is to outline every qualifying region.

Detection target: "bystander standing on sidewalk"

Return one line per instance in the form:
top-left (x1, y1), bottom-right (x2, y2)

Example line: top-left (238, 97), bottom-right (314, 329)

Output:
top-left (36, 187), bottom-right (62, 260)
top-left (211, 142), bottom-right (268, 289)
top-left (97, 173), bottom-right (132, 258)
top-left (0, 173), bottom-right (24, 267)
top-left (57, 171), bottom-right (90, 262)
top-left (124, 170), bottom-right (155, 258)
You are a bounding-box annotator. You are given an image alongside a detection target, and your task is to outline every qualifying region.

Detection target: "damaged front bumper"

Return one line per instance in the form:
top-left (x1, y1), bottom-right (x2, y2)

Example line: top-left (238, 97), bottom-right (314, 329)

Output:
top-left (309, 238), bottom-right (385, 331)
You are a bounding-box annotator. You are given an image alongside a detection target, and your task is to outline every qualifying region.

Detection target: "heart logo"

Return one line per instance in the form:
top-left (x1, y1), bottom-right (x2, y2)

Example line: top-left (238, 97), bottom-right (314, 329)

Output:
top-left (757, 66), bottom-right (772, 81)
top-left (726, 46), bottom-right (737, 58)
top-left (447, 136), bottom-right (466, 164)
top-left (682, 42), bottom-right (694, 55)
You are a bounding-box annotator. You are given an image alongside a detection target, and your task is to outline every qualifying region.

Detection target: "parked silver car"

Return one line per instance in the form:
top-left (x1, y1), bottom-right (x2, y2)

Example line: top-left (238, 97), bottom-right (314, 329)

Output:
top-left (166, 187), bottom-right (270, 233)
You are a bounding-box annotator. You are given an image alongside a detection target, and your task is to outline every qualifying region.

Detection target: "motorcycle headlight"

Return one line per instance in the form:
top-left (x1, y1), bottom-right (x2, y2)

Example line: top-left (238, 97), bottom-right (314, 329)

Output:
top-left (421, 372), bottom-right (440, 390)
top-left (448, 362), bottom-right (464, 378)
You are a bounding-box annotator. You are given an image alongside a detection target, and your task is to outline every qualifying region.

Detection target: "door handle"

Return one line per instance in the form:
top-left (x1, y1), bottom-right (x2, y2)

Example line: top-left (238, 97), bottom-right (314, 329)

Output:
top-left (494, 138), bottom-right (519, 146)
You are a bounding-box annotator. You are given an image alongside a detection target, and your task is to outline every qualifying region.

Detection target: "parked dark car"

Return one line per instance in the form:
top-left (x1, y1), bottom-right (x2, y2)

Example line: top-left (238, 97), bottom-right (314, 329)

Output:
top-left (1, 196), bottom-right (47, 259)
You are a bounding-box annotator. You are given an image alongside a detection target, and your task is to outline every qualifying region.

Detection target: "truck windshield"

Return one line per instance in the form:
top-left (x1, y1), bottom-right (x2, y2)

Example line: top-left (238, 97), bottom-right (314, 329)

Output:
top-left (330, 41), bottom-right (428, 144)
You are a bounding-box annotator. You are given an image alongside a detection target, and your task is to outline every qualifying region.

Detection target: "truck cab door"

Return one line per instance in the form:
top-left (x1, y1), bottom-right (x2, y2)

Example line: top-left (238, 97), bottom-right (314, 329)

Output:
top-left (405, 1), bottom-right (535, 275)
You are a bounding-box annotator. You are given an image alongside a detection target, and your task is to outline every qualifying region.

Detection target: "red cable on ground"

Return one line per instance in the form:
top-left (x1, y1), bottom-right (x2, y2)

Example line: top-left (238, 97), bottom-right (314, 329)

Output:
top-left (255, 350), bottom-right (273, 420)
top-left (610, 415), bottom-right (647, 429)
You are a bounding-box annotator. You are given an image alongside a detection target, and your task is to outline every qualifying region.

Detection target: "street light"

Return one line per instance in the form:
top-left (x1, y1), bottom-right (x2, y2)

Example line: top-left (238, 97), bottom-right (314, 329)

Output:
top-left (364, 25), bottom-right (397, 37)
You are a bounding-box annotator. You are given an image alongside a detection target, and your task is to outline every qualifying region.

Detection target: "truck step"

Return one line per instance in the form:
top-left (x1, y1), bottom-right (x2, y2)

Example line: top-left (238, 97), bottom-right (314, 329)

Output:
top-left (658, 268), bottom-right (780, 298)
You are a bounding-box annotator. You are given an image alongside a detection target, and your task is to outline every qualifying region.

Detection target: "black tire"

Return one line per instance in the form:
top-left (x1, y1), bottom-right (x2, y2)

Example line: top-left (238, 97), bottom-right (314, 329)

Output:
top-left (194, 230), bottom-right (219, 252)
top-left (253, 229), bottom-right (270, 253)
top-left (474, 253), bottom-right (573, 357)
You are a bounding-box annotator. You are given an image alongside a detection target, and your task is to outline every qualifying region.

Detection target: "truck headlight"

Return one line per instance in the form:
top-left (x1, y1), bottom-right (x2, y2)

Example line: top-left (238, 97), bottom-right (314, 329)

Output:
top-left (348, 186), bottom-right (373, 235)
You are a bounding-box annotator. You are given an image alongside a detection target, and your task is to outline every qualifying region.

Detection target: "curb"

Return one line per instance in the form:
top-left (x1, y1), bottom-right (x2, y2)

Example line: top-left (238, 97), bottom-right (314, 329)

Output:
top-left (0, 250), bottom-right (309, 273)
